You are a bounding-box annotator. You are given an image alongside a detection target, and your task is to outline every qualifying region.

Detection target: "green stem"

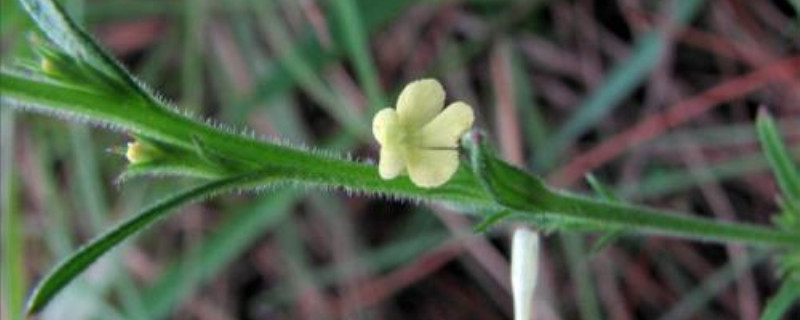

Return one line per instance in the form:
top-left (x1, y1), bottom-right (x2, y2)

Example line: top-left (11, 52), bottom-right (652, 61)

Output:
top-left (2, 71), bottom-right (797, 248)
top-left (542, 190), bottom-right (799, 247)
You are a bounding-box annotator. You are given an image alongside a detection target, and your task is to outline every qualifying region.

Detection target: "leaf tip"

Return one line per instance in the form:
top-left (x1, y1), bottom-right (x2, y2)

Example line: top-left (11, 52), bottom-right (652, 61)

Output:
top-left (25, 296), bottom-right (42, 319)
top-left (757, 106), bottom-right (773, 123)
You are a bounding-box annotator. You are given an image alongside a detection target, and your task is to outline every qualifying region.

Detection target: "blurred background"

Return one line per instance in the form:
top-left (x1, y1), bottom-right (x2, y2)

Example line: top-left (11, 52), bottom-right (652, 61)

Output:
top-left (1, 0), bottom-right (799, 319)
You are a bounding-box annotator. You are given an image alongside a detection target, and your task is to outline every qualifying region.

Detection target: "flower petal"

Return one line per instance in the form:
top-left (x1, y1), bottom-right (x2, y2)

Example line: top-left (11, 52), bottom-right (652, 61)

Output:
top-left (396, 79), bottom-right (445, 127)
top-left (372, 108), bottom-right (400, 145)
top-left (378, 146), bottom-right (405, 180)
top-left (418, 101), bottom-right (474, 148)
top-left (406, 149), bottom-right (459, 188)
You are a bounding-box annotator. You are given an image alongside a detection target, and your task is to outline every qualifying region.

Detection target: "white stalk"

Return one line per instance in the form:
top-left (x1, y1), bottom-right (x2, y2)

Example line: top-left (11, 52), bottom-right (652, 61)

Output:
top-left (511, 227), bottom-right (541, 320)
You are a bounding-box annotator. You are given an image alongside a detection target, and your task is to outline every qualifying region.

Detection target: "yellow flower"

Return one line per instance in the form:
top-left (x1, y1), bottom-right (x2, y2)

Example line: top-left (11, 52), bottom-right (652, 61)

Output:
top-left (372, 79), bottom-right (474, 188)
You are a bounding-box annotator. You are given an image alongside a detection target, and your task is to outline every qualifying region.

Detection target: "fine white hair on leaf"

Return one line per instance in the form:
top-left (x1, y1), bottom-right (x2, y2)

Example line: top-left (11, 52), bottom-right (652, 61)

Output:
top-left (362, 157), bottom-right (376, 166)
top-left (2, 99), bottom-right (128, 133)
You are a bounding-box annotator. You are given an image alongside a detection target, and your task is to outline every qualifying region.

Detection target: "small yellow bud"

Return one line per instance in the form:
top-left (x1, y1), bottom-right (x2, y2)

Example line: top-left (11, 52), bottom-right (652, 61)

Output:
top-left (372, 79), bottom-right (474, 188)
top-left (40, 59), bottom-right (55, 74)
top-left (125, 141), bottom-right (158, 164)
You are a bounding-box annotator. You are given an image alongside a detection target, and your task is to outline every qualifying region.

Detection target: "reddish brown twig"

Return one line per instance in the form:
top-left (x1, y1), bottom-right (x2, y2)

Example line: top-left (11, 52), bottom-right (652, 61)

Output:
top-left (552, 56), bottom-right (800, 186)
top-left (329, 240), bottom-right (465, 317)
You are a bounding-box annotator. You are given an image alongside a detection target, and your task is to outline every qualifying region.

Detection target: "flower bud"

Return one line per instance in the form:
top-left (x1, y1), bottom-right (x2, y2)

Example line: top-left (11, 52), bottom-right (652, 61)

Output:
top-left (125, 141), bottom-right (160, 164)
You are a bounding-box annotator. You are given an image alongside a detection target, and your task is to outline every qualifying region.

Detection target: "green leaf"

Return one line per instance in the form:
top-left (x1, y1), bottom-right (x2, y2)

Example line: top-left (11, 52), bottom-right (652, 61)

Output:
top-left (589, 229), bottom-right (627, 255)
top-left (467, 132), bottom-right (551, 211)
top-left (143, 190), bottom-right (299, 318)
top-left (473, 210), bottom-right (513, 233)
top-left (757, 108), bottom-right (800, 203)
top-left (18, 0), bottom-right (157, 103)
top-left (24, 171), bottom-right (278, 315)
top-left (0, 70), bottom-right (168, 138)
top-left (761, 279), bottom-right (800, 320)
top-left (585, 173), bottom-right (627, 254)
top-left (585, 173), bottom-right (619, 202)
top-left (466, 133), bottom-right (617, 232)
top-left (19, 0), bottom-right (107, 67)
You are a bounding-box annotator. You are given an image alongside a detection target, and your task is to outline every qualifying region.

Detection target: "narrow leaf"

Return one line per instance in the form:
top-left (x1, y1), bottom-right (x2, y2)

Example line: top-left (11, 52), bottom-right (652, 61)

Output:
top-left (473, 210), bottom-right (513, 233)
top-left (659, 251), bottom-right (769, 320)
top-left (589, 229), bottom-right (627, 255)
top-left (761, 279), bottom-right (800, 320)
top-left (25, 172), bottom-right (275, 315)
top-left (585, 173), bottom-right (627, 254)
top-left (1, 109), bottom-right (26, 320)
top-left (757, 108), bottom-right (800, 202)
top-left (19, 0), bottom-right (163, 108)
top-left (585, 173), bottom-right (619, 202)
top-left (19, 0), bottom-right (106, 66)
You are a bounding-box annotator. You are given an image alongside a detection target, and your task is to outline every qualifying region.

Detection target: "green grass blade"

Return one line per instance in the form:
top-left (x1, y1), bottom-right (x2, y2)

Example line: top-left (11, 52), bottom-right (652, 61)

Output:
top-left (510, 48), bottom-right (548, 167)
top-left (179, 0), bottom-right (206, 111)
top-left (235, 0), bottom-right (411, 121)
top-left (618, 150), bottom-right (797, 200)
top-left (329, 0), bottom-right (386, 111)
top-left (757, 109), bottom-right (800, 202)
top-left (791, 0), bottom-right (800, 19)
top-left (68, 125), bottom-right (108, 231)
top-left (542, 0), bottom-right (705, 166)
top-left (24, 171), bottom-right (277, 315)
top-left (761, 279), bottom-right (800, 320)
top-left (658, 251), bottom-right (768, 320)
top-left (1, 109), bottom-right (26, 320)
top-left (264, 230), bottom-right (449, 306)
top-left (255, 0), bottom-right (368, 138)
top-left (561, 234), bottom-right (603, 320)
top-left (32, 126), bottom-right (76, 255)
top-left (546, 33), bottom-right (664, 163)
top-left (143, 190), bottom-right (299, 318)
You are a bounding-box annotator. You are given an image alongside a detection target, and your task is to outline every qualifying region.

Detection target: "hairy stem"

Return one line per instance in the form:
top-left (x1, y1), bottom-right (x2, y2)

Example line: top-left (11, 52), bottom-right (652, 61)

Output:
top-left (2, 71), bottom-right (797, 248)
top-left (542, 190), bottom-right (799, 247)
